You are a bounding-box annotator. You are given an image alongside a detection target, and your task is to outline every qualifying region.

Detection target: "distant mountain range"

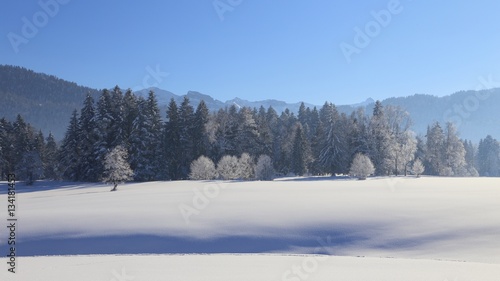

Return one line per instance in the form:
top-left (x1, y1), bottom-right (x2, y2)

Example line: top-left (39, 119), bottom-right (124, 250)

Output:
top-left (1, 65), bottom-right (499, 142)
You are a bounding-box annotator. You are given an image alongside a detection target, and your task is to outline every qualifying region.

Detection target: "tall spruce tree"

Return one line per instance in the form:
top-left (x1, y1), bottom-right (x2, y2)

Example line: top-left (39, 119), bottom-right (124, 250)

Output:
top-left (193, 100), bottom-right (210, 159)
top-left (59, 110), bottom-right (81, 181)
top-left (79, 94), bottom-right (99, 181)
top-left (163, 98), bottom-right (182, 179)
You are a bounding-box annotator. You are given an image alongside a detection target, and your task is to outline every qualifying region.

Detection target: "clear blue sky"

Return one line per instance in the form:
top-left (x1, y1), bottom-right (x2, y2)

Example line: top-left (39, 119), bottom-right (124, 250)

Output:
top-left (2, 0), bottom-right (500, 105)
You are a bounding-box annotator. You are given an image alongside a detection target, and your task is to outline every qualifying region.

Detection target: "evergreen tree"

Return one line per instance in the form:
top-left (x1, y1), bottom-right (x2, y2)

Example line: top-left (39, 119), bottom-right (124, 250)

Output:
top-left (425, 122), bottom-right (445, 175)
top-left (477, 135), bottom-right (500, 176)
top-left (292, 124), bottom-right (309, 176)
top-left (44, 133), bottom-right (59, 180)
top-left (122, 89), bottom-right (139, 148)
top-left (236, 107), bottom-right (260, 156)
top-left (255, 106), bottom-right (273, 157)
top-left (78, 94), bottom-right (99, 181)
top-left (59, 110), bottom-right (81, 181)
top-left (178, 97), bottom-right (196, 179)
top-left (368, 101), bottom-right (395, 175)
top-left (163, 98), bottom-right (182, 179)
top-left (193, 100), bottom-right (210, 159)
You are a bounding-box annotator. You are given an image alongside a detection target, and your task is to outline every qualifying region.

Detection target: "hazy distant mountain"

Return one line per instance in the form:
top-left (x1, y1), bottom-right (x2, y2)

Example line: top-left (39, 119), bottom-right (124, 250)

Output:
top-left (1, 65), bottom-right (499, 142)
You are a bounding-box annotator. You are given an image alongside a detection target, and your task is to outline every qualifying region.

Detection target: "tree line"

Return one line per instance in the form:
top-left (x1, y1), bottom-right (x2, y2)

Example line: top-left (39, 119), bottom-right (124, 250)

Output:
top-left (1, 86), bottom-right (500, 183)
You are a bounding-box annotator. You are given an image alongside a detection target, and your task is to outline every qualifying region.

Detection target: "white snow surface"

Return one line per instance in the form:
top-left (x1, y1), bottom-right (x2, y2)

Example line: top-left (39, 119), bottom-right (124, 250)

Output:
top-left (1, 177), bottom-right (499, 280)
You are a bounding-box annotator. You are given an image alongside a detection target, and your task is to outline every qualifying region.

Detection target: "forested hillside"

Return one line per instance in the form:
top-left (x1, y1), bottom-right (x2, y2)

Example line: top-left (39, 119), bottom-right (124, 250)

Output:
top-left (0, 65), bottom-right (100, 140)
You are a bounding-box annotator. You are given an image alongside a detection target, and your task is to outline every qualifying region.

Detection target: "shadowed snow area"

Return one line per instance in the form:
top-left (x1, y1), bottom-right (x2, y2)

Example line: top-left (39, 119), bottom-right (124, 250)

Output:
top-left (0, 177), bottom-right (500, 281)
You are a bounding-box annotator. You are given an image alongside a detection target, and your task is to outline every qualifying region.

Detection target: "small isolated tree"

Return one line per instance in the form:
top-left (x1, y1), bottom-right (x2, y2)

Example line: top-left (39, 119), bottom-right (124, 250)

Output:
top-left (189, 156), bottom-right (217, 180)
top-left (412, 158), bottom-right (425, 178)
top-left (255, 155), bottom-right (274, 181)
top-left (217, 155), bottom-right (240, 180)
top-left (238, 153), bottom-right (255, 180)
top-left (102, 145), bottom-right (133, 191)
top-left (349, 153), bottom-right (375, 180)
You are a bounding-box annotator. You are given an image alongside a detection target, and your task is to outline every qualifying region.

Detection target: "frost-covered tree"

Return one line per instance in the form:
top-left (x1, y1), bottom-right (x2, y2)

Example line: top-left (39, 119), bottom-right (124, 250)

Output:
top-left (442, 122), bottom-right (467, 176)
top-left (319, 102), bottom-right (349, 175)
top-left (394, 130), bottom-right (417, 176)
top-left (217, 155), bottom-right (240, 180)
top-left (189, 156), bottom-right (217, 180)
top-left (255, 155), bottom-right (274, 181)
top-left (101, 145), bottom-right (133, 191)
top-left (412, 159), bottom-right (425, 178)
top-left (238, 152), bottom-right (255, 180)
top-left (368, 101), bottom-right (395, 176)
top-left (349, 153), bottom-right (375, 180)
top-left (237, 107), bottom-right (260, 156)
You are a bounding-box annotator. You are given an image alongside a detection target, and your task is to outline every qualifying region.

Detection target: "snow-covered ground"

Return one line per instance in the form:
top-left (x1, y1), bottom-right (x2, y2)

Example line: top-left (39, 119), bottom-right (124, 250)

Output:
top-left (1, 177), bottom-right (499, 280)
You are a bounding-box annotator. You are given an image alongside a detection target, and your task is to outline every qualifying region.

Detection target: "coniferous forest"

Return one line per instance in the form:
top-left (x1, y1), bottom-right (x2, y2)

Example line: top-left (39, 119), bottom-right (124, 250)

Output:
top-left (1, 86), bottom-right (500, 184)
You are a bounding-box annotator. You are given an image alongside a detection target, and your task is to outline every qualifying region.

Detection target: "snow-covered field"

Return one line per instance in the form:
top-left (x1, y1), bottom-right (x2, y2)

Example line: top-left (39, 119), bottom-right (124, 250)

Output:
top-left (1, 177), bottom-right (499, 280)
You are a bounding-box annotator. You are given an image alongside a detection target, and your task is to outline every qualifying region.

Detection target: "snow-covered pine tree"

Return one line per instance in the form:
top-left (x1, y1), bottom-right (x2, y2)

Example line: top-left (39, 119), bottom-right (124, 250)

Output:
top-left (129, 92), bottom-right (163, 181)
top-left (237, 107), bottom-right (260, 156)
top-left (101, 145), bottom-right (133, 191)
top-left (178, 97), bottom-right (195, 179)
top-left (291, 124), bottom-right (310, 176)
top-left (138, 90), bottom-right (162, 181)
top-left (44, 133), bottom-right (59, 180)
top-left (17, 150), bottom-right (43, 185)
top-left (425, 122), bottom-right (445, 176)
top-left (319, 102), bottom-right (347, 175)
top-left (255, 154), bottom-right (274, 181)
top-left (59, 110), bottom-right (81, 181)
top-left (122, 89), bottom-right (139, 148)
top-left (78, 93), bottom-right (99, 181)
top-left (189, 155), bottom-right (217, 180)
top-left (255, 106), bottom-right (274, 157)
top-left (193, 100), bottom-right (210, 160)
top-left (349, 153), bottom-right (375, 180)
top-left (163, 98), bottom-right (182, 180)
top-left (368, 101), bottom-right (396, 176)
